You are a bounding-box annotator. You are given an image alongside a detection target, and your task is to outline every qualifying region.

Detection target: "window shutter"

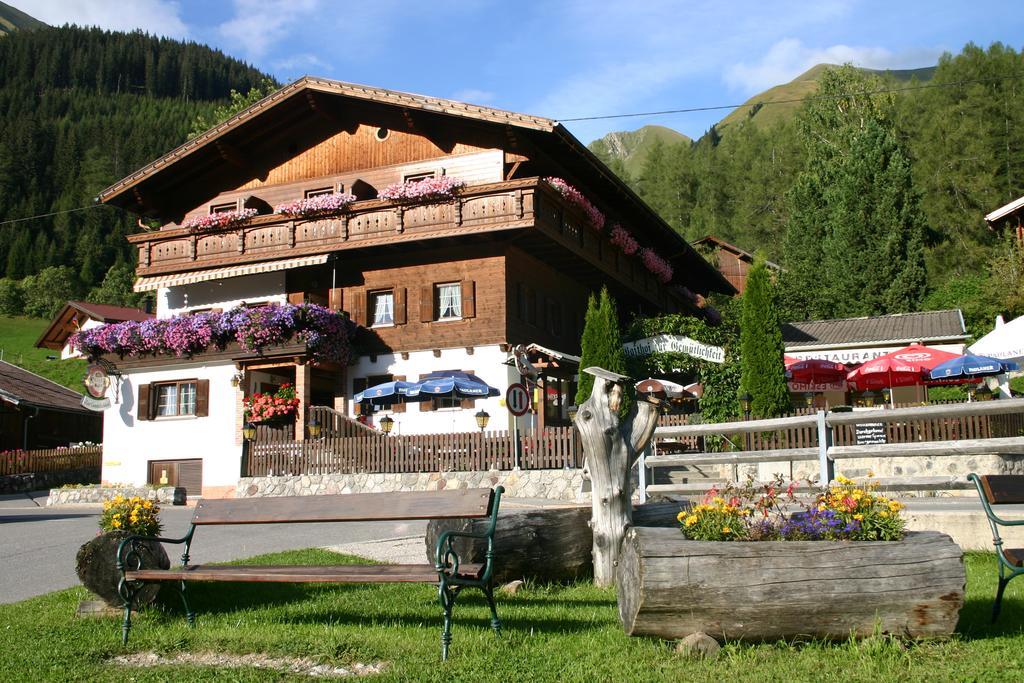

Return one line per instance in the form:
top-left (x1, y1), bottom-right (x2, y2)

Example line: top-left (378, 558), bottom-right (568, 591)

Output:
top-left (352, 290), bottom-right (366, 326)
top-left (393, 375), bottom-right (406, 413)
top-left (420, 285), bottom-right (433, 322)
top-left (420, 395), bottom-right (435, 411)
top-left (394, 287), bottom-right (407, 325)
top-left (287, 292), bottom-right (304, 305)
top-left (195, 379), bottom-right (210, 417)
top-left (329, 287), bottom-right (343, 311)
top-left (460, 397), bottom-right (475, 409)
top-left (461, 280), bottom-right (476, 318)
top-left (137, 383), bottom-right (152, 421)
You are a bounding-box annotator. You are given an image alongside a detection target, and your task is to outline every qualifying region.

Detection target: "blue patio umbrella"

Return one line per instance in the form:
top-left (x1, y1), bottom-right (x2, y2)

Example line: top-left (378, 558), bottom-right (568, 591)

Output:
top-left (353, 380), bottom-right (424, 406)
top-left (928, 354), bottom-right (1020, 381)
top-left (414, 371), bottom-right (500, 398)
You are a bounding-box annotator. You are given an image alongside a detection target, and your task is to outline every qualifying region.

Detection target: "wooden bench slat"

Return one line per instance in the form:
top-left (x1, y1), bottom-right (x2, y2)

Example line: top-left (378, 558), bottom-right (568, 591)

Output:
top-left (980, 475), bottom-right (1024, 504)
top-left (192, 489), bottom-right (494, 525)
top-left (127, 563), bottom-right (485, 583)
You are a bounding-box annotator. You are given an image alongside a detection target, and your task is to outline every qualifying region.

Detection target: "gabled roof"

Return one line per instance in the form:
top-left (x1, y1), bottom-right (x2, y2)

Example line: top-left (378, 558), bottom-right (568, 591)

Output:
top-left (0, 360), bottom-right (89, 413)
top-left (97, 76), bottom-right (733, 296)
top-left (36, 301), bottom-right (153, 351)
top-left (783, 309), bottom-right (967, 350)
top-left (985, 195), bottom-right (1024, 225)
top-left (691, 235), bottom-right (782, 271)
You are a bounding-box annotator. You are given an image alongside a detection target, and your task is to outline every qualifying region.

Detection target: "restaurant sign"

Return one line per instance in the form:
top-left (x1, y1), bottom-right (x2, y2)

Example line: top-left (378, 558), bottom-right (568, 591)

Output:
top-left (80, 363), bottom-right (112, 411)
top-left (786, 344), bottom-right (964, 365)
top-left (623, 335), bottom-right (725, 364)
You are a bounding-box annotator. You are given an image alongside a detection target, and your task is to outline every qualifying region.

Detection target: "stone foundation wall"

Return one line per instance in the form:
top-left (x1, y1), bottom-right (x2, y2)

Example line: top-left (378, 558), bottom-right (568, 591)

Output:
top-left (237, 468), bottom-right (590, 502)
top-left (47, 484), bottom-right (182, 506)
top-left (1, 467), bottom-right (100, 495)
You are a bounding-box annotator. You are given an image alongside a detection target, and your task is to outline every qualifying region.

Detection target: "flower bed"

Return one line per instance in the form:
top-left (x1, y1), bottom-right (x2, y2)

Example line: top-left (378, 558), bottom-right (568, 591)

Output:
top-left (71, 303), bottom-right (356, 363)
top-left (639, 248), bottom-right (673, 284)
top-left (379, 176), bottom-right (465, 203)
top-left (181, 208), bottom-right (257, 232)
top-left (274, 192), bottom-right (356, 218)
top-left (616, 476), bottom-right (963, 643)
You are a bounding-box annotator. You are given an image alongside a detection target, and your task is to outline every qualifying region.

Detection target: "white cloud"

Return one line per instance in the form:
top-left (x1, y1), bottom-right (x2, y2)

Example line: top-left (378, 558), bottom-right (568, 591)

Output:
top-left (24, 0), bottom-right (189, 38)
top-left (272, 52), bottom-right (331, 78)
top-left (725, 38), bottom-right (942, 94)
top-left (218, 0), bottom-right (321, 60)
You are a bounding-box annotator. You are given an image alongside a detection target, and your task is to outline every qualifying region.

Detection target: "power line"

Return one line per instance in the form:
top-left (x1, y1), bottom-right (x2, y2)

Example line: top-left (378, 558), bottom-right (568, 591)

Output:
top-left (0, 204), bottom-right (108, 228)
top-left (558, 72), bottom-right (1024, 123)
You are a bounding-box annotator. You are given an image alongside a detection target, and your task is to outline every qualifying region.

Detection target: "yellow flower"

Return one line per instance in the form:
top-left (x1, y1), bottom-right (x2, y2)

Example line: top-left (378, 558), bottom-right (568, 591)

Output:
top-left (818, 504), bottom-right (826, 512)
top-left (111, 519), bottom-right (121, 528)
top-left (866, 469), bottom-right (875, 478)
top-left (685, 516), bottom-right (698, 527)
top-left (712, 497), bottom-right (725, 505)
top-left (853, 514), bottom-right (864, 521)
top-left (836, 475), bottom-right (853, 485)
top-left (722, 526), bottom-right (732, 534)
top-left (879, 511), bottom-right (889, 518)
top-left (677, 511), bottom-right (686, 522)
top-left (888, 501), bottom-right (904, 512)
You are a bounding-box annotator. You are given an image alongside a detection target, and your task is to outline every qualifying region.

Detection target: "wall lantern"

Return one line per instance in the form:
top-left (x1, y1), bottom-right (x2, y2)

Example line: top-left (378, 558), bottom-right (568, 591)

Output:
top-left (475, 409), bottom-right (490, 432)
top-left (739, 392), bottom-right (753, 419)
top-left (976, 384), bottom-right (993, 402)
top-left (803, 392), bottom-right (815, 408)
top-left (230, 371), bottom-right (244, 388)
top-left (862, 390), bottom-right (876, 408)
top-left (567, 404), bottom-right (579, 421)
top-left (242, 422), bottom-right (256, 441)
top-left (380, 415), bottom-right (395, 435)
top-left (307, 416), bottom-right (321, 439)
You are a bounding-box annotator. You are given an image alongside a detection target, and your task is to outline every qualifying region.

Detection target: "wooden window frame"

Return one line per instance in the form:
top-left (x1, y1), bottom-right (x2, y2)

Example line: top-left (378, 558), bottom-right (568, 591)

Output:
top-left (304, 185), bottom-right (337, 198)
top-left (403, 170), bottom-right (436, 184)
top-left (209, 200), bottom-right (239, 214)
top-left (435, 282), bottom-right (462, 322)
top-left (368, 289), bottom-right (395, 328)
top-left (138, 379), bottom-right (209, 420)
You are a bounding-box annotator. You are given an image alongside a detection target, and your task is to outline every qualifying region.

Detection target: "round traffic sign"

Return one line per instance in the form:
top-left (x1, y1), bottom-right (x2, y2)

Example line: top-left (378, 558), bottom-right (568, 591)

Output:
top-left (505, 382), bottom-right (531, 416)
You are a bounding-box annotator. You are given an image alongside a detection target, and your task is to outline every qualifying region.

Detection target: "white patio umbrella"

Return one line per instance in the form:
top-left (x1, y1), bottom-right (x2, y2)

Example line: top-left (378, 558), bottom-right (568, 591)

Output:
top-left (970, 315), bottom-right (1024, 397)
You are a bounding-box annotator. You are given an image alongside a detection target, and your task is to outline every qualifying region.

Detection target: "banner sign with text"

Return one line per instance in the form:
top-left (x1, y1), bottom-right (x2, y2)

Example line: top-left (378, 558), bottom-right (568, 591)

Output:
top-left (623, 335), bottom-right (725, 364)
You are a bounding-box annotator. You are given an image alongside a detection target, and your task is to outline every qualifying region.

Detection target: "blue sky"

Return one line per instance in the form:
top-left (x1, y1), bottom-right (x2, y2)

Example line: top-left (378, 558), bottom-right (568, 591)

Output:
top-left (20, 0), bottom-right (1024, 143)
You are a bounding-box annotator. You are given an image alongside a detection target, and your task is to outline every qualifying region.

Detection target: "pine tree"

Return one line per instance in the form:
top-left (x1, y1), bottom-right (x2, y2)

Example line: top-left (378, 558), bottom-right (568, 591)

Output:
top-left (739, 262), bottom-right (789, 418)
top-left (782, 66), bottom-right (928, 320)
top-left (575, 286), bottom-right (628, 407)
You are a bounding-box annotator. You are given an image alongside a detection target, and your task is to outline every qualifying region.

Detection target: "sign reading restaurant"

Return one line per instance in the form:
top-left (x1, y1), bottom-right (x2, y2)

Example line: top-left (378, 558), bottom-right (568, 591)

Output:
top-left (786, 343), bottom-right (965, 365)
top-left (623, 335), bottom-right (725, 364)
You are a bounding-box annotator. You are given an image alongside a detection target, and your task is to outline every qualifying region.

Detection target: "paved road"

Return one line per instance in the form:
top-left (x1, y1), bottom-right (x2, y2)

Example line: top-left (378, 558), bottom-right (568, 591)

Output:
top-left (0, 491), bottom-right (427, 605)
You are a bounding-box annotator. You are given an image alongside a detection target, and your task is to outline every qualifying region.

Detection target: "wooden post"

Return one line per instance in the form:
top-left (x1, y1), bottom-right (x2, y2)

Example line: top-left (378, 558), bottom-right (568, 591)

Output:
top-left (296, 362), bottom-right (311, 441)
top-left (574, 367), bottom-right (662, 586)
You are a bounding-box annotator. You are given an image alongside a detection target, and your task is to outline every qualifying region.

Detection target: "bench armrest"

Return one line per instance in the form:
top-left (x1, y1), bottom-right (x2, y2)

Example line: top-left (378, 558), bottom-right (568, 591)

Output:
top-left (434, 486), bottom-right (504, 581)
top-left (116, 526), bottom-right (196, 572)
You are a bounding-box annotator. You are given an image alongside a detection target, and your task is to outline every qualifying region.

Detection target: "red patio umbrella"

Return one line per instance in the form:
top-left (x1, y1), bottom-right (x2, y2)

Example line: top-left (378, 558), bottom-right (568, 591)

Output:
top-left (785, 358), bottom-right (848, 385)
top-left (846, 343), bottom-right (962, 392)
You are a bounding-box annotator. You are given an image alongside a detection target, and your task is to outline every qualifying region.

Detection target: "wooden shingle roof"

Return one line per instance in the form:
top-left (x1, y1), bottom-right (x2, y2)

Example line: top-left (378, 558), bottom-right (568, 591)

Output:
top-left (783, 310), bottom-right (967, 350)
top-left (0, 361), bottom-right (89, 413)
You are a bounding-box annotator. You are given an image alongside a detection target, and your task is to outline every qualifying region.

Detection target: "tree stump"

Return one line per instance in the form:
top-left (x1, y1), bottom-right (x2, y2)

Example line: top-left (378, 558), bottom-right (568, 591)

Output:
top-left (75, 531), bottom-right (170, 608)
top-left (617, 527), bottom-right (965, 641)
top-left (425, 501), bottom-right (685, 584)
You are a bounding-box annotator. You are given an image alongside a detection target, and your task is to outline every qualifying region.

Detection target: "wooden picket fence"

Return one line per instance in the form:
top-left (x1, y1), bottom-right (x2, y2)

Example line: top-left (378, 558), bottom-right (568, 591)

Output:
top-left (0, 446), bottom-right (102, 476)
top-left (246, 426), bottom-right (582, 477)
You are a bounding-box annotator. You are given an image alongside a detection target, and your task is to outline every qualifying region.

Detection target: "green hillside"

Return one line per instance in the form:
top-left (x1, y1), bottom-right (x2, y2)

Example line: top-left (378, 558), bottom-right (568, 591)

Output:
top-left (716, 63), bottom-right (935, 134)
top-left (588, 125), bottom-right (691, 177)
top-left (0, 316), bottom-right (86, 392)
top-left (0, 1), bottom-right (45, 37)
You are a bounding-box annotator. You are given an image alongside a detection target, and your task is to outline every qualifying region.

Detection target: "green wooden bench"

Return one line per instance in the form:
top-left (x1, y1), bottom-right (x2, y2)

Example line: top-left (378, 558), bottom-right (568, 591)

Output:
top-left (116, 486), bottom-right (504, 659)
top-left (969, 473), bottom-right (1024, 621)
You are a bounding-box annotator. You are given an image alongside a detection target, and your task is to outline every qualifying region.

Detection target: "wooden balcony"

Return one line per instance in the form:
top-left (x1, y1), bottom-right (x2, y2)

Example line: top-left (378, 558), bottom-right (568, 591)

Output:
top-left (128, 177), bottom-right (678, 309)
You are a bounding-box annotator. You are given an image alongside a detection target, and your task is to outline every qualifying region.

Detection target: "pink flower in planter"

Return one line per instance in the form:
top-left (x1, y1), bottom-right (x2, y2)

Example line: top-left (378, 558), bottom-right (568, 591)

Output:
top-left (379, 176), bottom-right (465, 203)
top-left (609, 224), bottom-right (639, 254)
top-left (274, 192), bottom-right (356, 217)
top-left (640, 248), bottom-right (673, 283)
top-left (545, 178), bottom-right (605, 231)
top-left (181, 208), bottom-right (257, 232)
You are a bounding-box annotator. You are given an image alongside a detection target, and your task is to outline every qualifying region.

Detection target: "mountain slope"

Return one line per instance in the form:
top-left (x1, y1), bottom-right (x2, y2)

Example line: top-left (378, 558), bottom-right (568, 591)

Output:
top-left (0, 1), bottom-right (45, 36)
top-left (716, 63), bottom-right (936, 134)
top-left (588, 125), bottom-right (691, 177)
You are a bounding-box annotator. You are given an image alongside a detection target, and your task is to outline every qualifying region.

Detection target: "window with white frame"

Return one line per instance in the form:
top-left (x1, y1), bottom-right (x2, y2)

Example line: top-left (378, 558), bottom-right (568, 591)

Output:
top-left (370, 290), bottom-right (394, 327)
top-left (435, 282), bottom-right (461, 321)
top-left (155, 381), bottom-right (197, 417)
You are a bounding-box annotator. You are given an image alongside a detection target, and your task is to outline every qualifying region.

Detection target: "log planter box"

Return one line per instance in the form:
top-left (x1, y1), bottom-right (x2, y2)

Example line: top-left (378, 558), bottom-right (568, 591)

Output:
top-left (616, 527), bottom-right (965, 642)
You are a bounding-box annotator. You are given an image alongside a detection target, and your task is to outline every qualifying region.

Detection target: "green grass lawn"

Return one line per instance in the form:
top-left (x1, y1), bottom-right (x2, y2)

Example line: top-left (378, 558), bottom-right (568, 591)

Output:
top-left (2, 550), bottom-right (1024, 682)
top-left (0, 315), bottom-right (86, 392)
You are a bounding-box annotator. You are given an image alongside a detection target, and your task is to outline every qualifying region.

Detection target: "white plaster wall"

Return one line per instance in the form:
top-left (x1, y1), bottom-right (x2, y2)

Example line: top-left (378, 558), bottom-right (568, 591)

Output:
top-left (61, 318), bottom-right (104, 359)
top-left (350, 345), bottom-right (539, 436)
top-left (158, 271), bottom-right (287, 317)
top-left (100, 361), bottom-right (240, 489)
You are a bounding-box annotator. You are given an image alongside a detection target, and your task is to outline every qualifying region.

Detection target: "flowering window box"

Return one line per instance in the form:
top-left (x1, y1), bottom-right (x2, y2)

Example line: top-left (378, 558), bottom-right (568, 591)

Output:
top-left (274, 192), bottom-right (356, 218)
top-left (379, 176), bottom-right (465, 203)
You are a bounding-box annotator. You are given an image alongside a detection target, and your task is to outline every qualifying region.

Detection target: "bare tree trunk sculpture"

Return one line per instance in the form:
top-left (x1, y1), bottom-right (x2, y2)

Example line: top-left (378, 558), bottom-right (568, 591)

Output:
top-left (574, 367), bottom-right (662, 586)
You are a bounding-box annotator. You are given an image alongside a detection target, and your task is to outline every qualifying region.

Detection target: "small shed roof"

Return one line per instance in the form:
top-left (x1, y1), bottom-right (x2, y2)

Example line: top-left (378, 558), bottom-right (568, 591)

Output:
top-left (36, 301), bottom-right (152, 351)
top-left (782, 310), bottom-right (967, 350)
top-left (985, 195), bottom-right (1024, 225)
top-left (0, 360), bottom-right (89, 413)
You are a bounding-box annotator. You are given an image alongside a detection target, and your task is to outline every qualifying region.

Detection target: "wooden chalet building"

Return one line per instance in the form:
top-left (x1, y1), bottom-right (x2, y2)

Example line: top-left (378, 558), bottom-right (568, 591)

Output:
top-left (93, 77), bottom-right (733, 496)
top-left (691, 235), bottom-right (782, 295)
top-left (36, 301), bottom-right (153, 360)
